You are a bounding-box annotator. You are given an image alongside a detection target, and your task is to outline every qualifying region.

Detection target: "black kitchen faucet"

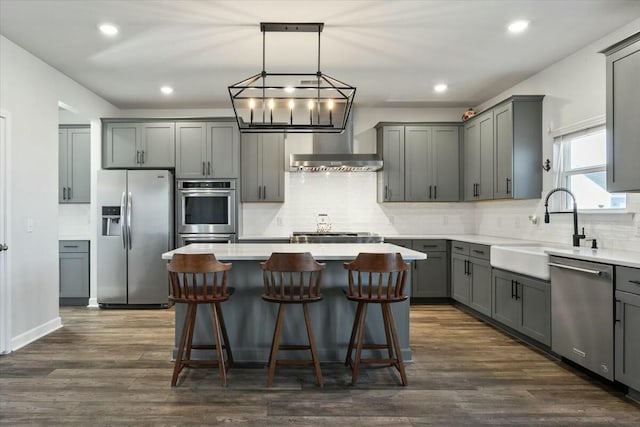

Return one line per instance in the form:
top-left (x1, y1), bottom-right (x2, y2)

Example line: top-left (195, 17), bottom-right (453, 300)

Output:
top-left (543, 187), bottom-right (586, 247)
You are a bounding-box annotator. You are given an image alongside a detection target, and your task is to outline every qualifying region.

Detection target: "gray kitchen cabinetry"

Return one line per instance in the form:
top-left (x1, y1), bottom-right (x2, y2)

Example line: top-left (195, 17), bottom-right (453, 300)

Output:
top-left (451, 241), bottom-right (491, 316)
top-left (601, 32), bottom-right (640, 192)
top-left (175, 121), bottom-right (239, 179)
top-left (59, 126), bottom-right (90, 203)
top-left (241, 133), bottom-right (284, 202)
top-left (103, 121), bottom-right (175, 168)
top-left (411, 239), bottom-right (449, 298)
top-left (492, 268), bottom-right (551, 346)
top-left (615, 266), bottom-right (640, 391)
top-left (464, 95), bottom-right (543, 201)
top-left (59, 240), bottom-right (89, 306)
top-left (376, 123), bottom-right (460, 202)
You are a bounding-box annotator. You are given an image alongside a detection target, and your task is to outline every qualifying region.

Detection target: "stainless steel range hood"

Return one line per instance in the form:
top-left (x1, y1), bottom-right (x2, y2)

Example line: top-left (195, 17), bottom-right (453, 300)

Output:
top-left (289, 116), bottom-right (383, 172)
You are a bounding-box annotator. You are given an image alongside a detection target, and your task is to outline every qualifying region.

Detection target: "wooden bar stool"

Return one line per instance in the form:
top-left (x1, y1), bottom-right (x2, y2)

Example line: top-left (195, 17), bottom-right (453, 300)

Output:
top-left (344, 252), bottom-right (409, 386)
top-left (261, 252), bottom-right (325, 387)
top-left (168, 253), bottom-right (234, 387)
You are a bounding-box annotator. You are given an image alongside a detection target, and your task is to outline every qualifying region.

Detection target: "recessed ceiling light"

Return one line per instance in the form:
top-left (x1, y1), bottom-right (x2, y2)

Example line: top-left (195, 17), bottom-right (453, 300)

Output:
top-left (434, 84), bottom-right (448, 93)
top-left (160, 86), bottom-right (174, 95)
top-left (99, 23), bottom-right (119, 37)
top-left (508, 20), bottom-right (529, 33)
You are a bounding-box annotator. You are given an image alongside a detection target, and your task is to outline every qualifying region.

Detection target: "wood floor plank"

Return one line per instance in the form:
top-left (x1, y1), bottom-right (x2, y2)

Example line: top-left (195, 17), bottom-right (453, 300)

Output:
top-left (0, 305), bottom-right (638, 425)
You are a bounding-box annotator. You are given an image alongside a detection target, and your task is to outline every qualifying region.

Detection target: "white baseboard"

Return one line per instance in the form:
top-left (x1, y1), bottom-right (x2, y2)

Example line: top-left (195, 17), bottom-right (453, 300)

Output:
top-left (87, 297), bottom-right (98, 308)
top-left (10, 317), bottom-right (62, 352)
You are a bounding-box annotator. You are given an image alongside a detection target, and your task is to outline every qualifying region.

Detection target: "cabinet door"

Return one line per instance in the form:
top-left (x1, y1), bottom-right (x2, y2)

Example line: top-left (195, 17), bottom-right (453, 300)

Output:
top-left (68, 127), bottom-right (91, 203)
top-left (260, 133), bottom-right (284, 202)
top-left (477, 113), bottom-right (494, 200)
top-left (413, 252), bottom-right (448, 297)
top-left (463, 121), bottom-right (479, 201)
top-left (208, 122), bottom-right (239, 178)
top-left (615, 290), bottom-right (640, 390)
top-left (493, 103), bottom-right (513, 199)
top-left (104, 123), bottom-right (139, 168)
top-left (606, 39), bottom-right (640, 192)
top-left (59, 129), bottom-right (68, 203)
top-left (241, 134), bottom-right (261, 202)
top-left (469, 258), bottom-right (491, 316)
top-left (491, 270), bottom-right (519, 330)
top-left (59, 252), bottom-right (89, 299)
top-left (404, 126), bottom-right (431, 201)
top-left (432, 126), bottom-right (460, 201)
top-left (518, 276), bottom-right (551, 346)
top-left (176, 122), bottom-right (207, 179)
top-left (381, 126), bottom-right (405, 201)
top-left (451, 254), bottom-right (469, 304)
top-left (140, 122), bottom-right (175, 167)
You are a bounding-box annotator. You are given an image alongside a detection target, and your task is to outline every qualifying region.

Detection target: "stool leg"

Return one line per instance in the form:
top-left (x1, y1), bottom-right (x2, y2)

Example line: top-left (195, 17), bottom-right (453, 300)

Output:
top-left (215, 302), bottom-right (234, 368)
top-left (210, 303), bottom-right (227, 387)
top-left (381, 303), bottom-right (394, 361)
top-left (302, 303), bottom-right (323, 387)
top-left (384, 303), bottom-right (407, 386)
top-left (267, 303), bottom-right (285, 387)
top-left (185, 303), bottom-right (198, 361)
top-left (172, 303), bottom-right (194, 386)
top-left (352, 302), bottom-right (368, 385)
top-left (345, 302), bottom-right (363, 367)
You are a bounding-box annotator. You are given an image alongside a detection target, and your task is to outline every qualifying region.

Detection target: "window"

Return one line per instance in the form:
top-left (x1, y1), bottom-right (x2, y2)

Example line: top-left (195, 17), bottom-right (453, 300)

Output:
top-left (554, 124), bottom-right (626, 210)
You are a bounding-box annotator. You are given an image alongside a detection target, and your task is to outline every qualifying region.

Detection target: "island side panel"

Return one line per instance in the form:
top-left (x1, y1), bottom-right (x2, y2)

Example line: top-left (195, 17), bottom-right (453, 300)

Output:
top-left (173, 260), bottom-right (412, 362)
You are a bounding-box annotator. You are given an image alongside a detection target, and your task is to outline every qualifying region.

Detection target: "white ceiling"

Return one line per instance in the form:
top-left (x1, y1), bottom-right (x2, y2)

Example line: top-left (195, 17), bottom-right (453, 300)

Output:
top-left (2, 0), bottom-right (639, 110)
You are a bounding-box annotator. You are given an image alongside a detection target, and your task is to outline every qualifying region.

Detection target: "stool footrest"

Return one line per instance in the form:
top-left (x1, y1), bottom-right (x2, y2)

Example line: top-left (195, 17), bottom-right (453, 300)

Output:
top-left (358, 358), bottom-right (398, 365)
top-left (278, 344), bottom-right (311, 351)
top-left (276, 359), bottom-right (315, 366)
top-left (182, 360), bottom-right (225, 367)
top-left (360, 344), bottom-right (390, 350)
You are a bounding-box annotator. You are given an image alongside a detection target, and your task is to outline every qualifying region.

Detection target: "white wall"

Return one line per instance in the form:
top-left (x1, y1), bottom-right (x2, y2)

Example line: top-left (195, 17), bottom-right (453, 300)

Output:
top-left (0, 36), bottom-right (118, 350)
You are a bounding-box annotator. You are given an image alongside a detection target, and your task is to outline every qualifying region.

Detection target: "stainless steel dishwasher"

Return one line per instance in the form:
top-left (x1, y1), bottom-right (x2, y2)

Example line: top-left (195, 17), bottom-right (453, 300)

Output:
top-left (549, 255), bottom-right (614, 380)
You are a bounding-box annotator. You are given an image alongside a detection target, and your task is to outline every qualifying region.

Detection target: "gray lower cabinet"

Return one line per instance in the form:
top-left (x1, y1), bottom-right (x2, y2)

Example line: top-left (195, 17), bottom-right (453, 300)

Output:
top-left (450, 242), bottom-right (491, 315)
top-left (615, 266), bottom-right (640, 391)
top-left (59, 126), bottom-right (90, 203)
top-left (411, 240), bottom-right (449, 298)
top-left (103, 121), bottom-right (175, 168)
top-left (241, 133), bottom-right (284, 202)
top-left (601, 32), bottom-right (640, 193)
top-left (492, 268), bottom-right (551, 346)
top-left (175, 121), bottom-right (239, 179)
top-left (59, 240), bottom-right (89, 306)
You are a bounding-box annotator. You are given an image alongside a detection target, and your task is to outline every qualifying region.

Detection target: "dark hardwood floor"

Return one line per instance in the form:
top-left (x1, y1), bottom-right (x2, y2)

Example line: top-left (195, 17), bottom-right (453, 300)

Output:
top-left (1, 305), bottom-right (639, 426)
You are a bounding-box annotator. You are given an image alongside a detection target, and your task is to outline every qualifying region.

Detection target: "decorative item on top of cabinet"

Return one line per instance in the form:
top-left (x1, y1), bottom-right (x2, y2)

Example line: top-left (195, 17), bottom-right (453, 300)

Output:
top-left (103, 120), bottom-right (175, 168)
top-left (601, 32), bottom-right (640, 193)
top-left (241, 133), bottom-right (284, 202)
top-left (175, 121), bottom-right (239, 179)
top-left (464, 95), bottom-right (543, 201)
top-left (615, 265), bottom-right (640, 392)
top-left (375, 123), bottom-right (461, 203)
top-left (59, 240), bottom-right (90, 306)
top-left (450, 242), bottom-right (491, 316)
top-left (59, 126), bottom-right (90, 203)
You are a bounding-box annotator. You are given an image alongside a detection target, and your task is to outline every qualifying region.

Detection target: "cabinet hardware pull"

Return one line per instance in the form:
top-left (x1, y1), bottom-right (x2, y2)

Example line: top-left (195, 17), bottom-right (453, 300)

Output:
top-left (629, 280), bottom-right (640, 285)
top-left (263, 186), bottom-right (266, 199)
top-left (422, 244), bottom-right (438, 248)
top-left (511, 280), bottom-right (515, 299)
top-left (63, 187), bottom-right (66, 200)
top-left (207, 161), bottom-right (211, 175)
top-left (429, 185), bottom-right (432, 199)
top-left (136, 150), bottom-right (140, 164)
top-left (202, 161), bottom-right (206, 175)
top-left (514, 281), bottom-right (520, 300)
top-left (465, 259), bottom-right (469, 275)
top-left (472, 249), bottom-right (484, 254)
top-left (63, 245), bottom-right (79, 248)
top-left (388, 187), bottom-right (392, 199)
top-left (68, 187), bottom-right (72, 199)
top-left (454, 246), bottom-right (463, 250)
top-left (615, 300), bottom-right (622, 323)
top-left (141, 150), bottom-right (145, 164)
top-left (434, 185), bottom-right (437, 199)
top-left (506, 178), bottom-right (511, 194)
top-left (384, 185), bottom-right (388, 200)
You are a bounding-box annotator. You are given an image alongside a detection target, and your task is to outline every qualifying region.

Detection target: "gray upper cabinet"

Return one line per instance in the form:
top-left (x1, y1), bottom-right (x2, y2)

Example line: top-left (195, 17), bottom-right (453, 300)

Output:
top-left (241, 133), bottom-right (284, 202)
top-left (103, 121), bottom-right (175, 168)
top-left (377, 123), bottom-right (460, 202)
top-left (464, 95), bottom-right (543, 201)
top-left (602, 32), bottom-right (640, 192)
top-left (175, 121), bottom-right (239, 179)
top-left (59, 126), bottom-right (90, 203)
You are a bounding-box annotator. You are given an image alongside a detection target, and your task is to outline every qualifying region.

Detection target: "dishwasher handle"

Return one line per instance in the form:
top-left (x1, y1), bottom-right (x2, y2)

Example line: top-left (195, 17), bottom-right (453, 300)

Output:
top-left (548, 262), bottom-right (603, 276)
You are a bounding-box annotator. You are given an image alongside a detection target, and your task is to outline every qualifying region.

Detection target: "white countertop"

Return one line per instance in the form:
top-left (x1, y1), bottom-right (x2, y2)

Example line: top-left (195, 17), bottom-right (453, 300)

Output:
top-left (544, 247), bottom-right (640, 269)
top-left (385, 234), bottom-right (538, 246)
top-left (162, 243), bottom-right (427, 261)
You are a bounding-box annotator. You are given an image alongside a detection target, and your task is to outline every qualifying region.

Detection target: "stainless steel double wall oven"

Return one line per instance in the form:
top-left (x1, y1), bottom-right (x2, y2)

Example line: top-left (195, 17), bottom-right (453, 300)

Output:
top-left (176, 179), bottom-right (236, 246)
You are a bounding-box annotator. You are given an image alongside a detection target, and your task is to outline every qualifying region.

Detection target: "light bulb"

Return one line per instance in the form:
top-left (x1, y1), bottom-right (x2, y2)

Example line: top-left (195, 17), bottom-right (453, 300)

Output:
top-left (327, 99), bottom-right (334, 110)
top-left (289, 100), bottom-right (295, 109)
top-left (249, 99), bottom-right (256, 109)
top-left (307, 100), bottom-right (314, 110)
top-left (268, 99), bottom-right (275, 110)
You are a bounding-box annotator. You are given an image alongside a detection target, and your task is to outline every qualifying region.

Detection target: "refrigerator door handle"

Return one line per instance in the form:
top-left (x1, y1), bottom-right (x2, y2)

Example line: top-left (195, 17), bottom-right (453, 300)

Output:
top-left (120, 191), bottom-right (127, 249)
top-left (127, 191), bottom-right (132, 249)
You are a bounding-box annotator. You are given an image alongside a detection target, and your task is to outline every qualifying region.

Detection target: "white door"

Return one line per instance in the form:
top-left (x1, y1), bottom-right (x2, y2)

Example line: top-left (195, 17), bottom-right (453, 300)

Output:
top-left (0, 112), bottom-right (11, 354)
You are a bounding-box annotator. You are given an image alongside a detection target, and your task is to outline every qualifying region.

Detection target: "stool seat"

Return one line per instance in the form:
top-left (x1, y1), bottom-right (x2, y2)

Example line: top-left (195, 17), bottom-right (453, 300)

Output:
top-left (168, 253), bottom-right (234, 387)
top-left (261, 252), bottom-right (325, 387)
top-left (344, 252), bottom-right (409, 386)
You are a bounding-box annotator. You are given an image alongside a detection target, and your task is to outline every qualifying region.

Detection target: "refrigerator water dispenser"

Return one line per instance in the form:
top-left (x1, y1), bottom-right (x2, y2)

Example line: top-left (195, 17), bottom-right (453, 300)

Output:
top-left (101, 206), bottom-right (121, 236)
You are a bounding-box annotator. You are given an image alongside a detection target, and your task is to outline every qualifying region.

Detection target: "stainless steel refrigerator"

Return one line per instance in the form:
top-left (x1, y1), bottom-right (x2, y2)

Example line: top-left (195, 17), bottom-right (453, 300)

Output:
top-left (97, 170), bottom-right (173, 307)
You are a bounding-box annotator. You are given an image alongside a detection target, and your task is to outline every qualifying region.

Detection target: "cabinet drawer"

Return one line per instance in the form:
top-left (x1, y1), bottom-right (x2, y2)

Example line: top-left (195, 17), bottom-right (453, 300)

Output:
top-left (412, 239), bottom-right (447, 252)
top-left (617, 266), bottom-right (640, 296)
top-left (469, 243), bottom-right (490, 260)
top-left (59, 240), bottom-right (89, 253)
top-left (451, 241), bottom-right (469, 255)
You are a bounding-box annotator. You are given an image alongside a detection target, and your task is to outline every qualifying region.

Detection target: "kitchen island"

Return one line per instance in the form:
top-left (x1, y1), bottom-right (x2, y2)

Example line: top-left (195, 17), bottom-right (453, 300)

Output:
top-left (162, 243), bottom-right (426, 362)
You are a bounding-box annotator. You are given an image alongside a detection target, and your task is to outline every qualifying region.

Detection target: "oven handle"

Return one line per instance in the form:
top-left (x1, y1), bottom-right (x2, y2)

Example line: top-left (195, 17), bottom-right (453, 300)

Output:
top-left (178, 190), bottom-right (233, 196)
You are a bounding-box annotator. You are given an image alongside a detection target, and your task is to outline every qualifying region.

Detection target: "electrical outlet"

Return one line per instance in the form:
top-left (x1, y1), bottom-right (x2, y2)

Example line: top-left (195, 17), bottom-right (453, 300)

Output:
top-left (27, 218), bottom-right (34, 233)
